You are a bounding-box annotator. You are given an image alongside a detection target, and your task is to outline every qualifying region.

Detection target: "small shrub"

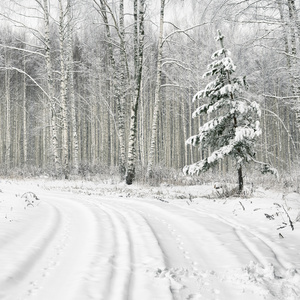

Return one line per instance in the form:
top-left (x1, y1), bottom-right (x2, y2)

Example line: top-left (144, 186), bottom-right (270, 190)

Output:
top-left (211, 183), bottom-right (254, 198)
top-left (21, 192), bottom-right (40, 208)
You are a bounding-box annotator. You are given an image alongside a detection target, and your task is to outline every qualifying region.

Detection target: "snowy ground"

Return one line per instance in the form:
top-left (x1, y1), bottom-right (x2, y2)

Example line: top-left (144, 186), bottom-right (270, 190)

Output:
top-left (0, 179), bottom-right (300, 300)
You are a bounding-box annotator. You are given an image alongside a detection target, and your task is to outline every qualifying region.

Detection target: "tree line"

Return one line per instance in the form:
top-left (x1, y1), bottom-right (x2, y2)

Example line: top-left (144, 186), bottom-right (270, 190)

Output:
top-left (0, 0), bottom-right (299, 183)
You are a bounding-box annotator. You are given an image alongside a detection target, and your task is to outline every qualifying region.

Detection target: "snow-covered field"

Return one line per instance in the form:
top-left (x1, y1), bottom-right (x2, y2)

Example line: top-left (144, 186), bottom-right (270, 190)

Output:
top-left (0, 179), bottom-right (299, 300)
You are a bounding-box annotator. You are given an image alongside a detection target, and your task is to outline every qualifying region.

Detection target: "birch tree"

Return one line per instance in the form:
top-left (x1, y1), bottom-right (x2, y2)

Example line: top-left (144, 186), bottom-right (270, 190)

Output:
top-left (58, 0), bottom-right (70, 178)
top-left (0, 0), bottom-right (299, 179)
top-left (93, 0), bottom-right (128, 178)
top-left (41, 0), bottom-right (61, 174)
top-left (286, 0), bottom-right (300, 128)
top-left (22, 54), bottom-right (28, 165)
top-left (67, 0), bottom-right (79, 173)
top-left (126, 0), bottom-right (145, 185)
top-left (118, 0), bottom-right (127, 178)
top-left (4, 47), bottom-right (11, 171)
top-left (147, 0), bottom-right (165, 179)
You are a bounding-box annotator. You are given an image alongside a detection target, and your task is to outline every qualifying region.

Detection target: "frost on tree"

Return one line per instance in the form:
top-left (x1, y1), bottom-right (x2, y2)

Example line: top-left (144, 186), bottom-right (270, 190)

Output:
top-left (183, 30), bottom-right (262, 192)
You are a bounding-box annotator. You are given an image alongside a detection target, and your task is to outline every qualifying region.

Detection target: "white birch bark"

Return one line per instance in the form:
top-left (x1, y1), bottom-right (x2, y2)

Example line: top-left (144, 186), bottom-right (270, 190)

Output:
top-left (59, 0), bottom-right (69, 178)
top-left (147, 0), bottom-right (165, 179)
top-left (5, 51), bottom-right (11, 171)
top-left (67, 0), bottom-right (79, 173)
top-left (42, 99), bottom-right (47, 168)
top-left (126, 0), bottom-right (145, 184)
top-left (287, 0), bottom-right (300, 129)
top-left (23, 55), bottom-right (27, 165)
top-left (41, 0), bottom-right (61, 174)
top-left (182, 96), bottom-right (188, 166)
top-left (0, 87), bottom-right (2, 165)
top-left (118, 0), bottom-right (127, 177)
top-left (94, 0), bottom-right (127, 177)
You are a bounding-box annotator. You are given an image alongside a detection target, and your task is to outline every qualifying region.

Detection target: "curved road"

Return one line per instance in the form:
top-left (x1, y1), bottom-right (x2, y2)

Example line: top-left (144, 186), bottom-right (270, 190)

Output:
top-left (0, 184), bottom-right (299, 300)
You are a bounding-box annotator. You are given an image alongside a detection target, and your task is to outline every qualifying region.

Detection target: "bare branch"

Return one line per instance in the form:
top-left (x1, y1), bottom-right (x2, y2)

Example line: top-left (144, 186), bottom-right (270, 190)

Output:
top-left (0, 44), bottom-right (45, 58)
top-left (0, 66), bottom-right (57, 103)
top-left (162, 22), bottom-right (210, 46)
top-left (162, 59), bottom-right (192, 71)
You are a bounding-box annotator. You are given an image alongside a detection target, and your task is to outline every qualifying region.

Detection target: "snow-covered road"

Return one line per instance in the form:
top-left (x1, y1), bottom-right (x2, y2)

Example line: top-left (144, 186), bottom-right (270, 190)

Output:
top-left (0, 180), bottom-right (299, 300)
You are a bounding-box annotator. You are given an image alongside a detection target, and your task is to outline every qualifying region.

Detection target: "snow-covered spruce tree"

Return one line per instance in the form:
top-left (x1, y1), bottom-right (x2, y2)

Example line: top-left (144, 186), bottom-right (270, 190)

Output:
top-left (183, 30), bottom-right (262, 193)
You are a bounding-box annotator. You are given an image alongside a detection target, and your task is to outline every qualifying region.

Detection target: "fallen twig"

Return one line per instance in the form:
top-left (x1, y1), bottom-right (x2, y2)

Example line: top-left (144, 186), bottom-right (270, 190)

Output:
top-left (282, 205), bottom-right (294, 231)
top-left (265, 213), bottom-right (274, 220)
top-left (239, 201), bottom-right (245, 211)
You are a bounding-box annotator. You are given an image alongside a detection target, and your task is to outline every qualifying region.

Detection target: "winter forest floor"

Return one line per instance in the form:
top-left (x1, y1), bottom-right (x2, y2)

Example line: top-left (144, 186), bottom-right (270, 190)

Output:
top-left (0, 178), bottom-right (300, 300)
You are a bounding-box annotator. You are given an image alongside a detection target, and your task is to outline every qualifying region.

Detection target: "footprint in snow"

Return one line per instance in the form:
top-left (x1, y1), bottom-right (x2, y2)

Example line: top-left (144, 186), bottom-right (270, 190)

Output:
top-left (187, 294), bottom-right (202, 299)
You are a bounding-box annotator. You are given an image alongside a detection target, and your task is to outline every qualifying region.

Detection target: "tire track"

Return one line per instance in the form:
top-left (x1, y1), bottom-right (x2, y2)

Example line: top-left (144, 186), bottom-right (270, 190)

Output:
top-left (152, 200), bottom-right (294, 273)
top-left (109, 200), bottom-right (199, 270)
top-left (106, 198), bottom-right (296, 299)
top-left (92, 201), bottom-right (133, 300)
top-left (2, 194), bottom-right (103, 300)
top-left (0, 203), bottom-right (63, 298)
top-left (204, 213), bottom-right (293, 272)
top-left (91, 199), bottom-right (174, 300)
top-left (109, 199), bottom-right (236, 270)
top-left (126, 198), bottom-right (292, 273)
top-left (79, 201), bottom-right (116, 300)
top-left (97, 199), bottom-right (211, 300)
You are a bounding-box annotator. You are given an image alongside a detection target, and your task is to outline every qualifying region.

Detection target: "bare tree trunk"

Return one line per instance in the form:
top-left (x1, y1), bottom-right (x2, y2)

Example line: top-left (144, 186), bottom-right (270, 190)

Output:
top-left (139, 82), bottom-right (145, 165)
top-left (94, 0), bottom-right (128, 177)
top-left (126, 0), bottom-right (145, 185)
top-left (67, 0), bottom-right (79, 174)
top-left (59, 0), bottom-right (69, 179)
top-left (181, 95), bottom-right (188, 166)
top-left (0, 93), bottom-right (2, 165)
top-left (23, 55), bottom-right (27, 166)
top-left (4, 49), bottom-right (11, 172)
top-left (238, 165), bottom-right (243, 193)
top-left (15, 107), bottom-right (21, 167)
top-left (42, 0), bottom-right (61, 175)
top-left (286, 0), bottom-right (300, 129)
top-left (91, 92), bottom-right (96, 165)
top-left (165, 93), bottom-right (171, 166)
top-left (118, 0), bottom-right (127, 177)
top-left (147, 0), bottom-right (165, 179)
top-left (42, 99), bottom-right (47, 168)
top-left (189, 94), bottom-right (194, 164)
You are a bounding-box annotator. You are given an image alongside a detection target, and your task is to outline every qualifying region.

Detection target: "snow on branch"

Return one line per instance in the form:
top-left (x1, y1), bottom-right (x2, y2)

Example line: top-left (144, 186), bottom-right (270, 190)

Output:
top-left (211, 48), bottom-right (231, 59)
top-left (200, 115), bottom-right (228, 133)
top-left (185, 134), bottom-right (200, 147)
top-left (251, 158), bottom-right (279, 179)
top-left (192, 103), bottom-right (209, 116)
top-left (0, 66), bottom-right (52, 101)
top-left (0, 43), bottom-right (45, 57)
top-left (207, 144), bottom-right (234, 164)
top-left (230, 100), bottom-right (261, 117)
top-left (192, 98), bottom-right (230, 117)
top-left (204, 57), bottom-right (236, 78)
top-left (184, 30), bottom-right (263, 192)
top-left (186, 114), bottom-right (231, 146)
top-left (183, 160), bottom-right (206, 176)
top-left (184, 143), bottom-right (235, 175)
top-left (207, 98), bottom-right (230, 114)
top-left (161, 22), bottom-right (210, 47)
top-left (234, 123), bottom-right (261, 142)
top-left (193, 81), bottom-right (216, 100)
top-left (215, 30), bottom-right (224, 42)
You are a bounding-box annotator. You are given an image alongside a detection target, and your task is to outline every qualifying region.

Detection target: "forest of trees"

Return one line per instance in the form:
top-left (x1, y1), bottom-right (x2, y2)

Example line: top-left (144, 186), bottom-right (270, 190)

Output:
top-left (0, 0), bottom-right (299, 184)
